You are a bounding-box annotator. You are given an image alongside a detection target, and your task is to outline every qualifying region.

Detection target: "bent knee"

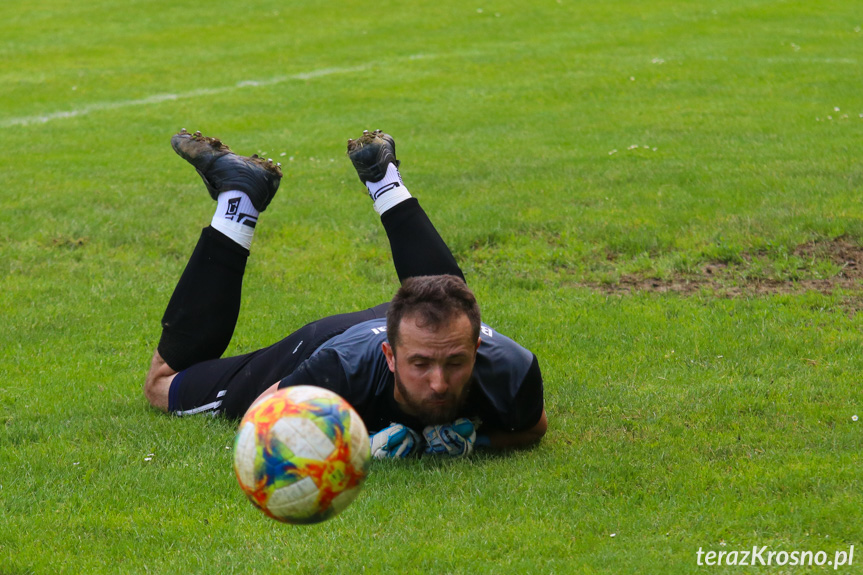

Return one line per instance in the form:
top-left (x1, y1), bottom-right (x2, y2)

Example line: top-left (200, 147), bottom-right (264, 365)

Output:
top-left (144, 350), bottom-right (176, 412)
top-left (143, 377), bottom-right (170, 412)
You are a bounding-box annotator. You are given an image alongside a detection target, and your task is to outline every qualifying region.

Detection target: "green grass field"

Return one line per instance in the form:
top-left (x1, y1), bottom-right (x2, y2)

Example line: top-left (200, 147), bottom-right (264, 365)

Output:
top-left (1, 0), bottom-right (862, 572)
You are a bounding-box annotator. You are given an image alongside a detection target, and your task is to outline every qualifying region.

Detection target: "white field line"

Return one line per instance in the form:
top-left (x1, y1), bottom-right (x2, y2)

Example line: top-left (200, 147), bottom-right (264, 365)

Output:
top-left (0, 59), bottom-right (425, 129)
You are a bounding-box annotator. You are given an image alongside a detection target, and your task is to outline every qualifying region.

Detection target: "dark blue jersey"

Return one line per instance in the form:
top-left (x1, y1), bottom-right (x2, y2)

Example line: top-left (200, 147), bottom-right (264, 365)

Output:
top-left (278, 318), bottom-right (543, 434)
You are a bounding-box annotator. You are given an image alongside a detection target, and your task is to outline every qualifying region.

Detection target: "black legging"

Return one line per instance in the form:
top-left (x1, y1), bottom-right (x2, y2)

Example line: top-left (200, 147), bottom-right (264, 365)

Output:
top-left (157, 198), bottom-right (464, 372)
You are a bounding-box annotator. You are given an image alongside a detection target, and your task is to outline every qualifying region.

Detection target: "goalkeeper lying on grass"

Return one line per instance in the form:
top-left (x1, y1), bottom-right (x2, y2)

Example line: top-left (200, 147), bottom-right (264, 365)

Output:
top-left (144, 129), bottom-right (547, 457)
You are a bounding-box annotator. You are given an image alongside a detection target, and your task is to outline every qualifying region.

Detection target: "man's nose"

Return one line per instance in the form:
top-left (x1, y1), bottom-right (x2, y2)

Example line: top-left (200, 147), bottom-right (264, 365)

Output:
top-left (428, 366), bottom-right (449, 395)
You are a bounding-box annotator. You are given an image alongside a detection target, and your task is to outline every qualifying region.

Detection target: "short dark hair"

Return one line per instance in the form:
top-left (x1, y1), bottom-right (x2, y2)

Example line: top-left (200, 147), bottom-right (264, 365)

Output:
top-left (386, 275), bottom-right (481, 350)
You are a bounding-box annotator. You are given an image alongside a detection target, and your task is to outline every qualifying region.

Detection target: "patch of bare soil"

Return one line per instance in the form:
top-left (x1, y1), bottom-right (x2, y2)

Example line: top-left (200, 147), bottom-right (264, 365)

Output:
top-left (594, 237), bottom-right (863, 299)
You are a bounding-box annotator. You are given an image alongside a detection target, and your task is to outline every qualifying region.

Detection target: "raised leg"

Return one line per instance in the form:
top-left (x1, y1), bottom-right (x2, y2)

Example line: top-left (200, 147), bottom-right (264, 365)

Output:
top-left (347, 129), bottom-right (465, 284)
top-left (145, 130), bottom-right (282, 411)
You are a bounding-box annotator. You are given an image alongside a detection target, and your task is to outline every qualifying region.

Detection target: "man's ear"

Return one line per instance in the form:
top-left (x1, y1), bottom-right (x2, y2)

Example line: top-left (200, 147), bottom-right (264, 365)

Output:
top-left (382, 341), bottom-right (396, 373)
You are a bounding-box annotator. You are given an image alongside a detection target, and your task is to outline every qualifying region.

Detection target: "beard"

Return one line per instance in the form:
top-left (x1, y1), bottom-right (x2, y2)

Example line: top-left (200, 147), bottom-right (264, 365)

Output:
top-left (393, 367), bottom-right (472, 426)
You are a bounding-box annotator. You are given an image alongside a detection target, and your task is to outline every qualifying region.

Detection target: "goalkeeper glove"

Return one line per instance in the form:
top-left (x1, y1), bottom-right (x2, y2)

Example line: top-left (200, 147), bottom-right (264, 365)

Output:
top-left (422, 417), bottom-right (476, 457)
top-left (369, 423), bottom-right (421, 459)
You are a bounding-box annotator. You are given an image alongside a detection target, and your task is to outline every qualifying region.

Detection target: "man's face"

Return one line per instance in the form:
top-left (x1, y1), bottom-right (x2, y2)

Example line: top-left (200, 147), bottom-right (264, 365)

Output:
top-left (382, 312), bottom-right (480, 425)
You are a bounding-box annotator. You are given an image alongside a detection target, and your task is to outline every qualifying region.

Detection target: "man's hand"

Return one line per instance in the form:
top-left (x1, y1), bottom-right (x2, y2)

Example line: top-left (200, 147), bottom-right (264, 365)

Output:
top-left (423, 418), bottom-right (477, 457)
top-left (370, 423), bottom-right (421, 459)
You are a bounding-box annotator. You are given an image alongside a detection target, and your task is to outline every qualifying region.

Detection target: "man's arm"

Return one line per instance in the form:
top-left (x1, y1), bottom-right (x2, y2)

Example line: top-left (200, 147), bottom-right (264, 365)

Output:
top-left (481, 409), bottom-right (548, 449)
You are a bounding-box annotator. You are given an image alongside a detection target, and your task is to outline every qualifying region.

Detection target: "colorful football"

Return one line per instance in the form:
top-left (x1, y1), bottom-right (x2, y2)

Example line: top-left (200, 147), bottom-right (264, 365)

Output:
top-left (233, 385), bottom-right (371, 524)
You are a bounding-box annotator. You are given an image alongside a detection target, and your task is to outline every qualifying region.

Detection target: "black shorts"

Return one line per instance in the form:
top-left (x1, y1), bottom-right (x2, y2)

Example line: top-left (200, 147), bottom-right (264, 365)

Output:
top-left (167, 303), bottom-right (389, 418)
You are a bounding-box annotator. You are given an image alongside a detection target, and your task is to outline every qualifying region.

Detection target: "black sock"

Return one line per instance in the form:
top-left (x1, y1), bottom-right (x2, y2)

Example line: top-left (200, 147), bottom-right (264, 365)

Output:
top-left (158, 226), bottom-right (249, 371)
top-left (380, 198), bottom-right (465, 283)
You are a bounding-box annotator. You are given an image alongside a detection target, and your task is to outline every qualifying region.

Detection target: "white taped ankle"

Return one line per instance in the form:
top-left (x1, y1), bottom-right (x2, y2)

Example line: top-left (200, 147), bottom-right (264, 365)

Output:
top-left (212, 191), bottom-right (258, 249)
top-left (366, 163), bottom-right (412, 215)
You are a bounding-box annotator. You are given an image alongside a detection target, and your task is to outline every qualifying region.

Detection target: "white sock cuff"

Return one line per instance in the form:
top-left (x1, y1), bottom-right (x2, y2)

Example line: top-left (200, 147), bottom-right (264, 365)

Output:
top-left (212, 191), bottom-right (258, 250)
top-left (366, 163), bottom-right (412, 215)
top-left (216, 191), bottom-right (259, 224)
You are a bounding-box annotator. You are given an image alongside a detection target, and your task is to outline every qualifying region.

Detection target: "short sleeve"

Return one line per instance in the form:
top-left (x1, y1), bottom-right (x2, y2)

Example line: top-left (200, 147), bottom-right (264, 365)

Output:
top-left (472, 353), bottom-right (545, 433)
top-left (510, 354), bottom-right (544, 431)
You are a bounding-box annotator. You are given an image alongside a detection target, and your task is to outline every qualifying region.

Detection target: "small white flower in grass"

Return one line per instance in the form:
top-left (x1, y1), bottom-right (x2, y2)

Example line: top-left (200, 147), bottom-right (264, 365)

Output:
top-left (652, 147), bottom-right (658, 151)
top-left (834, 107), bottom-right (840, 112)
top-left (628, 144), bottom-right (638, 150)
top-left (853, 415), bottom-right (858, 422)
top-left (226, 445), bottom-right (231, 449)
top-left (73, 462), bottom-right (80, 466)
top-left (477, 8), bottom-right (483, 13)
top-left (280, 152), bottom-right (286, 157)
top-left (610, 533), bottom-right (616, 538)
top-left (609, 149), bottom-right (617, 155)
top-left (144, 457), bottom-right (152, 462)
top-left (720, 540), bottom-right (727, 546)
top-left (828, 116), bottom-right (833, 120)
top-left (630, 76), bottom-right (635, 81)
